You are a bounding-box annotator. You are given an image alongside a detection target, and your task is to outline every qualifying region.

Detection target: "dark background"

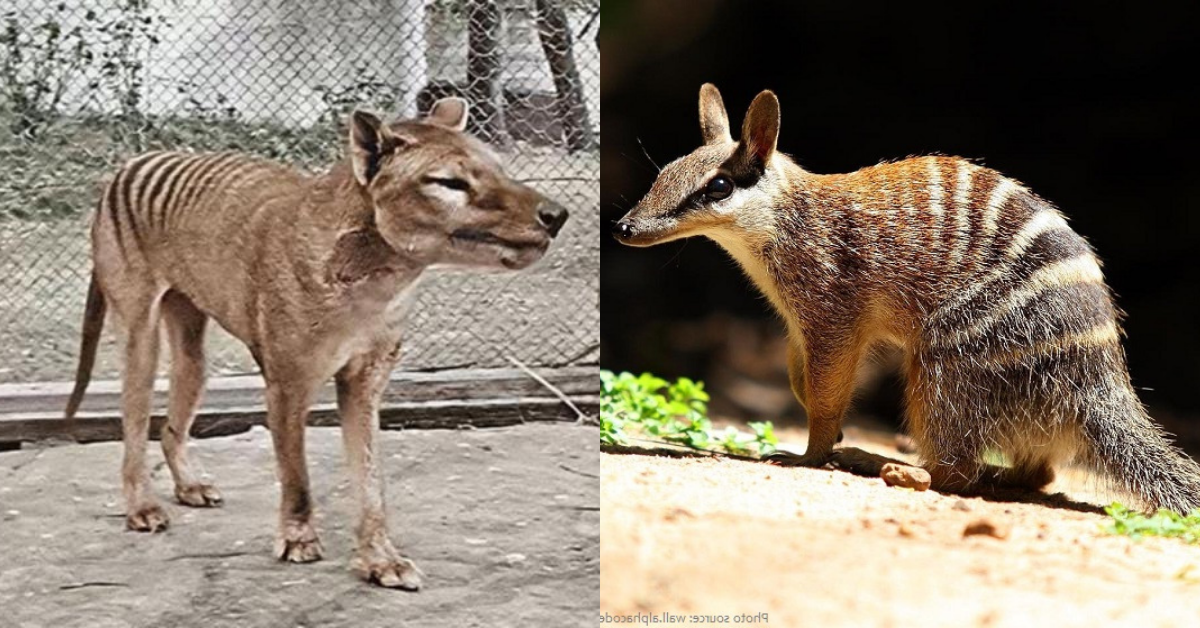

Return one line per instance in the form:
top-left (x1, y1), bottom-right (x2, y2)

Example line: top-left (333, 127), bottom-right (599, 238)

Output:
top-left (600, 0), bottom-right (1200, 432)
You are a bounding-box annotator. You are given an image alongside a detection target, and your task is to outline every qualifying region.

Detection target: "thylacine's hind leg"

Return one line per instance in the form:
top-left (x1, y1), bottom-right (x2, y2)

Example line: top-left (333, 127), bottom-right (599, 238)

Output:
top-left (160, 290), bottom-right (222, 507)
top-left (113, 284), bottom-right (169, 531)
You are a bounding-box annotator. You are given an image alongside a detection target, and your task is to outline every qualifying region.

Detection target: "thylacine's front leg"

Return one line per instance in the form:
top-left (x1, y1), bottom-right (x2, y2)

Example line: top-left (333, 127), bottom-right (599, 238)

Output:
top-left (264, 372), bottom-right (323, 563)
top-left (336, 340), bottom-right (421, 590)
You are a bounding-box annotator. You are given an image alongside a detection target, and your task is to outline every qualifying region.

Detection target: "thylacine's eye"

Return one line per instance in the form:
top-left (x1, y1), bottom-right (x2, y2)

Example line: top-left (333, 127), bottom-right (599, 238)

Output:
top-left (705, 175), bottom-right (734, 200)
top-left (424, 176), bottom-right (471, 192)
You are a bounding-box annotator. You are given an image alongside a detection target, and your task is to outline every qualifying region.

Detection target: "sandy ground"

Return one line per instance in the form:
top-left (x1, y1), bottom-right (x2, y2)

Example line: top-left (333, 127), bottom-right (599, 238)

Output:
top-left (600, 422), bottom-right (1200, 628)
top-left (0, 423), bottom-right (598, 628)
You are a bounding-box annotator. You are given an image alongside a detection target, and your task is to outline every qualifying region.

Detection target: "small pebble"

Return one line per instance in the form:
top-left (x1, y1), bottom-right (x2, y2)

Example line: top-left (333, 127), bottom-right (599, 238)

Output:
top-left (952, 499), bottom-right (972, 512)
top-left (963, 519), bottom-right (1010, 540)
top-left (880, 463), bottom-right (931, 491)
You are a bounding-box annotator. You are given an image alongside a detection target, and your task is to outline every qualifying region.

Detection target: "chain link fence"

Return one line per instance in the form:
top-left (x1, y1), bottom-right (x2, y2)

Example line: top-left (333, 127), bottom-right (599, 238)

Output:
top-left (0, 0), bottom-right (599, 384)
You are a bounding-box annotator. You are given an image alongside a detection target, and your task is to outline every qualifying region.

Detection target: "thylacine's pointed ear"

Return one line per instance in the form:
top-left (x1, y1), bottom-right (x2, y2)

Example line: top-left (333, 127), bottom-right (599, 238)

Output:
top-left (349, 110), bottom-right (402, 187)
top-left (740, 90), bottom-right (780, 164)
top-left (698, 83), bottom-right (731, 145)
top-left (426, 97), bottom-right (469, 132)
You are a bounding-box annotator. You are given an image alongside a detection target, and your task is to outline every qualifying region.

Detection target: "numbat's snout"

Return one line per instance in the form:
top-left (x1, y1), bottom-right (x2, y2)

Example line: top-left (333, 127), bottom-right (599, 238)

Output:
top-left (616, 83), bottom-right (1200, 514)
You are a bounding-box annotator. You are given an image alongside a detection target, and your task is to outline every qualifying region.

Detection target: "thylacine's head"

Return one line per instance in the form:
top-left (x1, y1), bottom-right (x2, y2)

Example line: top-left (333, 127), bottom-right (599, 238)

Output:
top-left (613, 84), bottom-right (794, 248)
top-left (349, 98), bottom-right (569, 270)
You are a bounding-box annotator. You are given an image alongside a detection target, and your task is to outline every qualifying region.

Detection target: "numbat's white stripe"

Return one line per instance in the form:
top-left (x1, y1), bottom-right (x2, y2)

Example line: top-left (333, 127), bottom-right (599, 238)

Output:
top-left (936, 208), bottom-right (1075, 314)
top-left (1004, 210), bottom-right (1070, 260)
top-left (942, 161), bottom-right (970, 267)
top-left (927, 159), bottom-right (945, 251)
top-left (987, 320), bottom-right (1120, 368)
top-left (935, 254), bottom-right (1106, 348)
top-left (981, 178), bottom-right (1019, 250)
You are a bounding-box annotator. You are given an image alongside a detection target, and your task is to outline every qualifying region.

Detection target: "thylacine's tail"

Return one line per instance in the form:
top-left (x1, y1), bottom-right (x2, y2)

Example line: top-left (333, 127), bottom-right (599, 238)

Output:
top-left (1082, 386), bottom-right (1200, 514)
top-left (64, 272), bottom-right (106, 420)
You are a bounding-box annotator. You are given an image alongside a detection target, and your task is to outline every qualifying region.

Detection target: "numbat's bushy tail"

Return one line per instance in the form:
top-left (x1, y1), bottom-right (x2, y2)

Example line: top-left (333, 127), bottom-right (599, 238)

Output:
top-left (614, 83), bottom-right (1200, 513)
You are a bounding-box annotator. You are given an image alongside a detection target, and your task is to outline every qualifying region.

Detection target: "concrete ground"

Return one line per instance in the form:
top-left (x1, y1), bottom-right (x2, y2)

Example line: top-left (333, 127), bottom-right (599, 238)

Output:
top-left (0, 423), bottom-right (598, 628)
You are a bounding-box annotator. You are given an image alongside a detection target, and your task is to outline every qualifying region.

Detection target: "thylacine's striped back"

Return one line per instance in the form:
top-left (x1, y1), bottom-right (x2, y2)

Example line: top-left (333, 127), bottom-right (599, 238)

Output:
top-left (99, 151), bottom-right (286, 256)
top-left (616, 84), bottom-right (1200, 514)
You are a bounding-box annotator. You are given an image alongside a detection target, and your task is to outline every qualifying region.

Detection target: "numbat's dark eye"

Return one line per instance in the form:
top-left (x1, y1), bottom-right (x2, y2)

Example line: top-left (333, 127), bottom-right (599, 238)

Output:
top-left (705, 176), bottom-right (734, 200)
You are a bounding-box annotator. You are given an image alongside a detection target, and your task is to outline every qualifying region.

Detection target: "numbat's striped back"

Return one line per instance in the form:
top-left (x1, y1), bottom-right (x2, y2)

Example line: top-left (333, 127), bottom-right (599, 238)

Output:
top-left (616, 84), bottom-right (1200, 514)
top-left (766, 155), bottom-right (1119, 366)
top-left (99, 151), bottom-right (289, 253)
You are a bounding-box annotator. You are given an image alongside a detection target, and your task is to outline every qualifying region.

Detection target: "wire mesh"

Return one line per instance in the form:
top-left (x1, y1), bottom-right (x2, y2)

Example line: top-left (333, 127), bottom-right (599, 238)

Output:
top-left (0, 0), bottom-right (599, 384)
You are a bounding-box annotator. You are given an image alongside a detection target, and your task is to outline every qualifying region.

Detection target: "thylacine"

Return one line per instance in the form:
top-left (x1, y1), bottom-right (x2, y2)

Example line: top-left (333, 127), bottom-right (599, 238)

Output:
top-left (613, 83), bottom-right (1200, 513)
top-left (65, 97), bottom-right (569, 588)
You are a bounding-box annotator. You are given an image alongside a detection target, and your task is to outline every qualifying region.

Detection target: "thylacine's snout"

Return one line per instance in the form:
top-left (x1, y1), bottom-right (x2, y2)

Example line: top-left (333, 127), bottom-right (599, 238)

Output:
top-left (537, 200), bottom-right (569, 237)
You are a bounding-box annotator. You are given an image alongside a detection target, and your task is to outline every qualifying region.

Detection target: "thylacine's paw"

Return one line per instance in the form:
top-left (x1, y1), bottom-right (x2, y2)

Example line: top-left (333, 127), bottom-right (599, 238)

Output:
top-left (763, 449), bottom-right (832, 468)
top-left (275, 520), bottom-right (323, 563)
top-left (175, 483), bottom-right (223, 508)
top-left (352, 546), bottom-right (422, 590)
top-left (126, 502), bottom-right (170, 532)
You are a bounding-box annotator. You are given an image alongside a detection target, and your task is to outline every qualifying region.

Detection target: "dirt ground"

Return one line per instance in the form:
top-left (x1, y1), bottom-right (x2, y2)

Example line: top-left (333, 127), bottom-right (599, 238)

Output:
top-left (0, 423), bottom-right (598, 628)
top-left (600, 419), bottom-right (1200, 627)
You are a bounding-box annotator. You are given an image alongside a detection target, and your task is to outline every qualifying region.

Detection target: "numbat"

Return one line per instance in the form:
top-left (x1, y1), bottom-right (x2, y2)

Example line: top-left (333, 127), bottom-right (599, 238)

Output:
top-left (613, 84), bottom-right (1200, 513)
top-left (65, 98), bottom-right (569, 588)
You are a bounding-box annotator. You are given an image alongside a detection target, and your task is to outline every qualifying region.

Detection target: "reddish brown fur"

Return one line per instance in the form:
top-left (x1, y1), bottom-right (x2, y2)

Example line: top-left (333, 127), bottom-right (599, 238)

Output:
top-left (615, 84), bottom-right (1200, 513)
top-left (66, 99), bottom-right (568, 588)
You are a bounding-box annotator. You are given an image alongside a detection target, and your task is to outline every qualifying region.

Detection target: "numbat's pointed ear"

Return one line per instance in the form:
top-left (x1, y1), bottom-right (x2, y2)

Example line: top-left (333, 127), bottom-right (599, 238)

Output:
top-left (698, 83), bottom-right (731, 145)
top-left (741, 90), bottom-right (780, 164)
top-left (426, 97), bottom-right (469, 132)
top-left (349, 110), bottom-right (404, 187)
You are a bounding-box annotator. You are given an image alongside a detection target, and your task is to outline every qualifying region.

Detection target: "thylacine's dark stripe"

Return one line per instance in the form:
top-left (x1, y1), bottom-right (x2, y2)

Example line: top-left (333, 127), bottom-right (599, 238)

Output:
top-left (145, 153), bottom-right (187, 231)
top-left (201, 153), bottom-right (254, 198)
top-left (159, 153), bottom-right (208, 229)
top-left (118, 152), bottom-right (161, 253)
top-left (134, 152), bottom-right (180, 245)
top-left (180, 153), bottom-right (251, 221)
top-left (104, 173), bottom-right (126, 257)
top-left (171, 153), bottom-right (241, 224)
top-left (166, 153), bottom-right (226, 226)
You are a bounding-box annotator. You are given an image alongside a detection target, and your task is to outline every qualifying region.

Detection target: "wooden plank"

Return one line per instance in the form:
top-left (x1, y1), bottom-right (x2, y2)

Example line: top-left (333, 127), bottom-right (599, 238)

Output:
top-left (0, 367), bottom-right (598, 445)
top-left (0, 366), bottom-right (596, 416)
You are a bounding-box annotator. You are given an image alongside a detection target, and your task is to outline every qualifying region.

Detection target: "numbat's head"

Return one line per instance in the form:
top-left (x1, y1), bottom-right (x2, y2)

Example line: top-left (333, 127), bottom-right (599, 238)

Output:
top-left (350, 98), bottom-right (568, 270)
top-left (613, 83), bottom-right (783, 247)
